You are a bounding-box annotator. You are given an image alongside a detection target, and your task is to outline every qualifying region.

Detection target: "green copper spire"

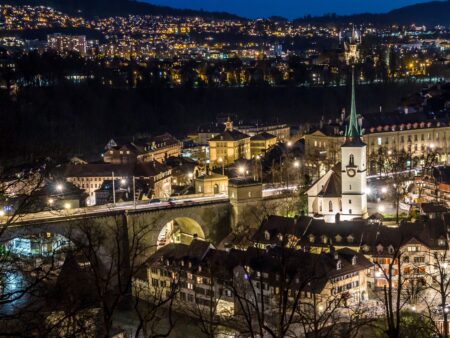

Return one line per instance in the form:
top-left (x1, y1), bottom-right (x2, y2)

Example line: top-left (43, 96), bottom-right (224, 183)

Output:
top-left (345, 69), bottom-right (361, 141)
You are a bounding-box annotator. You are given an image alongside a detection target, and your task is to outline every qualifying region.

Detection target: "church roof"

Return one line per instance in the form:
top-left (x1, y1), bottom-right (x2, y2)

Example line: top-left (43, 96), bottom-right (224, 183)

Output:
top-left (318, 163), bottom-right (342, 197)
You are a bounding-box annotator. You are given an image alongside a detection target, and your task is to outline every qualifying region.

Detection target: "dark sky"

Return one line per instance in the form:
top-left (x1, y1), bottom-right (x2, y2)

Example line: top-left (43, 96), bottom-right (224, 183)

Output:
top-left (145, 0), bottom-right (432, 19)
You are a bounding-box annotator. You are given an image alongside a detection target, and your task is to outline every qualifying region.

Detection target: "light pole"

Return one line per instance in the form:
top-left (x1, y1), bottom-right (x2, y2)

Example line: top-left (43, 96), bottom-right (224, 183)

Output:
top-left (218, 157), bottom-right (224, 176)
top-left (133, 176), bottom-right (136, 209)
top-left (112, 171), bottom-right (116, 206)
top-left (294, 160), bottom-right (300, 186)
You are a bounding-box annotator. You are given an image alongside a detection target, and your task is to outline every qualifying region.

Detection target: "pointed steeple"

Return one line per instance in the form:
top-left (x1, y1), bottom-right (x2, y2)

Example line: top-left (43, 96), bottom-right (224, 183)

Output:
top-left (343, 69), bottom-right (365, 146)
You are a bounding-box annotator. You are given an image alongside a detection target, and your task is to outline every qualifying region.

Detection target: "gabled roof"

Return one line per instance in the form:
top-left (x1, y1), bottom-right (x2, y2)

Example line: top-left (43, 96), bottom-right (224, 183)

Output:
top-left (250, 132), bottom-right (277, 141)
top-left (318, 164), bottom-right (342, 197)
top-left (210, 129), bottom-right (250, 142)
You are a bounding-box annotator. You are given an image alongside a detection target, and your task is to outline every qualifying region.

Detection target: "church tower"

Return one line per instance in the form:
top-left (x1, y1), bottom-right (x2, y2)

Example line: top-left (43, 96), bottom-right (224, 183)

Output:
top-left (340, 70), bottom-right (368, 220)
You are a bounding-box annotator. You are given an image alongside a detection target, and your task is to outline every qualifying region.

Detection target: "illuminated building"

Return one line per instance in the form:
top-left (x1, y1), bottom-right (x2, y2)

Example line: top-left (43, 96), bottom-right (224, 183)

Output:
top-left (47, 33), bottom-right (87, 55)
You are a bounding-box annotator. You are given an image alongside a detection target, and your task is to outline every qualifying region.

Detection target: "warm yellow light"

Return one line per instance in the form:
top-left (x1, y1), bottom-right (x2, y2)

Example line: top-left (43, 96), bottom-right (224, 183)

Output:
top-left (64, 203), bottom-right (71, 210)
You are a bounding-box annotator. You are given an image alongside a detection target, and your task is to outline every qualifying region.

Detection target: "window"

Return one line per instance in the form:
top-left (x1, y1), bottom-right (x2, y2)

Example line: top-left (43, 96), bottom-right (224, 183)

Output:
top-left (187, 283), bottom-right (194, 290)
top-left (349, 209), bottom-right (352, 214)
top-left (337, 260), bottom-right (342, 270)
top-left (329, 201), bottom-right (333, 212)
top-left (264, 231), bottom-right (270, 241)
top-left (349, 199), bottom-right (352, 204)
top-left (377, 137), bottom-right (382, 146)
top-left (414, 256), bottom-right (425, 263)
top-left (349, 184), bottom-right (352, 190)
top-left (349, 154), bottom-right (354, 166)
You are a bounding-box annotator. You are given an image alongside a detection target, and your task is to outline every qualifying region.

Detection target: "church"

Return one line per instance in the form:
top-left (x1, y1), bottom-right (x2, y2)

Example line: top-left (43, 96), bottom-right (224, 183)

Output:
top-left (306, 72), bottom-right (368, 223)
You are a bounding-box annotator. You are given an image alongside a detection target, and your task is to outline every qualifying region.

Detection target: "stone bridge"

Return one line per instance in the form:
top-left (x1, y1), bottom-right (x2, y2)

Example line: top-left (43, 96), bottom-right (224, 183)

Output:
top-left (2, 200), bottom-right (231, 257)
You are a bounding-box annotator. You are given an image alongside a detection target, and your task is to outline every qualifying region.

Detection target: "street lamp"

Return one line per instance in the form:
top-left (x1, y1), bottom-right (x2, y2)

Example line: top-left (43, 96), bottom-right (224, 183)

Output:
top-left (56, 183), bottom-right (64, 192)
top-left (64, 202), bottom-right (71, 210)
top-left (120, 178), bottom-right (127, 185)
top-left (0, 210), bottom-right (5, 217)
top-left (378, 205), bottom-right (385, 213)
top-left (287, 141), bottom-right (292, 147)
top-left (381, 187), bottom-right (388, 194)
top-left (48, 198), bottom-right (54, 206)
top-left (238, 166), bottom-right (246, 177)
top-left (218, 157), bottom-right (224, 176)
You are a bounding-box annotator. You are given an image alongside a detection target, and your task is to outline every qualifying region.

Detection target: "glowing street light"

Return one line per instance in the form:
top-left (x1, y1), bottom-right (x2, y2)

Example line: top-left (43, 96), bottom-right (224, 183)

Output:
top-left (188, 172), bottom-right (194, 179)
top-left (293, 160), bottom-right (300, 168)
top-left (218, 157), bottom-right (225, 175)
top-left (287, 141), bottom-right (292, 147)
top-left (381, 187), bottom-right (388, 194)
top-left (120, 178), bottom-right (127, 185)
top-left (238, 166), bottom-right (246, 177)
top-left (48, 198), bottom-right (54, 205)
top-left (0, 210), bottom-right (5, 217)
top-left (378, 205), bottom-right (385, 213)
top-left (56, 183), bottom-right (64, 192)
top-left (64, 202), bottom-right (71, 210)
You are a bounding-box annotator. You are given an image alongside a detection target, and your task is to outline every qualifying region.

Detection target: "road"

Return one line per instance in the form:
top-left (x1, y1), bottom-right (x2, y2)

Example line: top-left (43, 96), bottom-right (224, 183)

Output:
top-left (0, 186), bottom-right (297, 226)
top-left (0, 195), bottom-right (229, 226)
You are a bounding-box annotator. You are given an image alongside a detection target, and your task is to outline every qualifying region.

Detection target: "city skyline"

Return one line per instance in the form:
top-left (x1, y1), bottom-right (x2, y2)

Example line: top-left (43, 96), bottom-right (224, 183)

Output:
top-left (146, 0), bottom-right (434, 19)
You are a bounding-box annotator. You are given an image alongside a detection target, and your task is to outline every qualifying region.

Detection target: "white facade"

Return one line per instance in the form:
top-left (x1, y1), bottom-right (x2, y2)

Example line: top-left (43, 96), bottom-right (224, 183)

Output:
top-left (340, 144), bottom-right (368, 220)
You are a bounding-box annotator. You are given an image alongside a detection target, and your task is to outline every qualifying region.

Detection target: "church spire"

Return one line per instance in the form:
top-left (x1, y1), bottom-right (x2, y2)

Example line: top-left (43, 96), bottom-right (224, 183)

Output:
top-left (345, 68), bottom-right (362, 142)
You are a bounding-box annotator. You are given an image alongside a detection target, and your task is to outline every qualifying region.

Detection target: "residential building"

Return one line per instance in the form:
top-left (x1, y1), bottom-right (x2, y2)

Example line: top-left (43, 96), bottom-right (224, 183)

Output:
top-left (208, 120), bottom-right (251, 168)
top-left (104, 133), bottom-right (182, 164)
top-left (133, 238), bottom-right (371, 323)
top-left (64, 161), bottom-right (172, 203)
top-left (250, 132), bottom-right (277, 158)
top-left (47, 33), bottom-right (87, 55)
top-left (252, 214), bottom-right (448, 291)
top-left (303, 114), bottom-right (450, 177)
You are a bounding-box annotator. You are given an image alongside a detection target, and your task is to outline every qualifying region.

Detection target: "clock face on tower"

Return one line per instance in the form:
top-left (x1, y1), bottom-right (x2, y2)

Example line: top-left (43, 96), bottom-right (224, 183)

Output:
top-left (347, 168), bottom-right (356, 177)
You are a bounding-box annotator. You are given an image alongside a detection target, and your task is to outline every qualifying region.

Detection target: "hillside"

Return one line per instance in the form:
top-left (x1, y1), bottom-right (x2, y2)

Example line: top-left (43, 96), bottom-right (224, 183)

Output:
top-left (294, 0), bottom-right (450, 26)
top-left (0, 0), bottom-right (243, 19)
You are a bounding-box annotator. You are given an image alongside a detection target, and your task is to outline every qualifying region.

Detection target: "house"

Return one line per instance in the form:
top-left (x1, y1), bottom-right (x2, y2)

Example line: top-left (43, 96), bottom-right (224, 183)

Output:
top-left (250, 132), bottom-right (277, 158)
top-left (209, 119), bottom-right (251, 168)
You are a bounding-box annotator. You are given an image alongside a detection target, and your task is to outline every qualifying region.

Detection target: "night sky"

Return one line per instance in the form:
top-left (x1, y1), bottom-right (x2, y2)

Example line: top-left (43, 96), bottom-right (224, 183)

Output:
top-left (146, 0), bottom-right (433, 19)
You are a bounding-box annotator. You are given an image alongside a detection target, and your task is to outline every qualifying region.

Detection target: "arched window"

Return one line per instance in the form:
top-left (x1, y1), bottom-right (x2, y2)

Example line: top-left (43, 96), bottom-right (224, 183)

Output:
top-left (349, 154), bottom-right (354, 166)
top-left (329, 201), bottom-right (333, 212)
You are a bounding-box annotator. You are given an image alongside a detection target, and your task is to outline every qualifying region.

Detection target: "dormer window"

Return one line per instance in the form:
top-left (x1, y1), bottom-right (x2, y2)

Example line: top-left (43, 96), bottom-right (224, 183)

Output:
top-left (336, 260), bottom-right (342, 270)
top-left (388, 245), bottom-right (394, 254)
top-left (188, 262), bottom-right (192, 268)
top-left (352, 256), bottom-right (357, 265)
top-left (198, 266), bottom-right (202, 272)
top-left (363, 245), bottom-right (370, 252)
top-left (335, 234), bottom-right (342, 243)
top-left (309, 234), bottom-right (315, 243)
top-left (347, 235), bottom-right (354, 243)
top-left (264, 230), bottom-right (270, 241)
top-left (438, 239), bottom-right (446, 247)
top-left (277, 233), bottom-right (283, 241)
top-left (322, 235), bottom-right (328, 244)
